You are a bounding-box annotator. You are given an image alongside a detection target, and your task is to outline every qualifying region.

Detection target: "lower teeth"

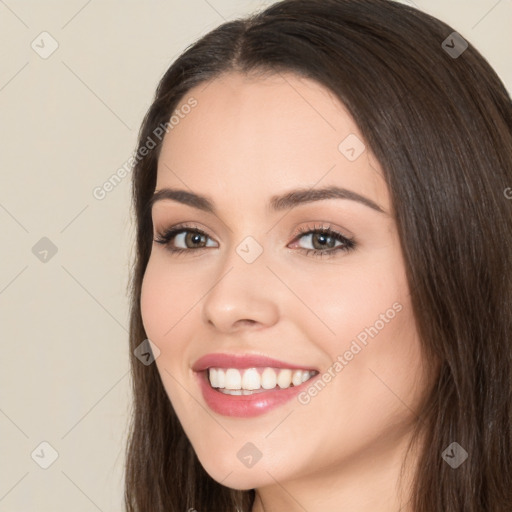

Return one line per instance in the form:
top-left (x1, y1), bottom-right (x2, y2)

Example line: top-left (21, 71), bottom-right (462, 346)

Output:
top-left (216, 384), bottom-right (297, 395)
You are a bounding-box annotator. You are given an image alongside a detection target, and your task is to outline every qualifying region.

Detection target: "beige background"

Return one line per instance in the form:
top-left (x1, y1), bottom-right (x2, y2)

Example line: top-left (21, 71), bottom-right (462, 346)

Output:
top-left (0, 1), bottom-right (510, 510)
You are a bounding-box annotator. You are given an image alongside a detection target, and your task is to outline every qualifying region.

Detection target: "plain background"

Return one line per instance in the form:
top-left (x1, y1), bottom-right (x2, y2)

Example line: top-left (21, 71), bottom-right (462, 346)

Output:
top-left (0, 1), bottom-right (510, 510)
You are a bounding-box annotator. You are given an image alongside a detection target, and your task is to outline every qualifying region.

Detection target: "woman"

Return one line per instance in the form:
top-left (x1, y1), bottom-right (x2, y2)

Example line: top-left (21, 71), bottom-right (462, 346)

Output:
top-left (124, 0), bottom-right (512, 510)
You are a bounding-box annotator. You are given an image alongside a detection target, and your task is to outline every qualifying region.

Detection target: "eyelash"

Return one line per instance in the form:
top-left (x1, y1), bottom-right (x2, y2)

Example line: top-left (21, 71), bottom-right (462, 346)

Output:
top-left (153, 222), bottom-right (356, 259)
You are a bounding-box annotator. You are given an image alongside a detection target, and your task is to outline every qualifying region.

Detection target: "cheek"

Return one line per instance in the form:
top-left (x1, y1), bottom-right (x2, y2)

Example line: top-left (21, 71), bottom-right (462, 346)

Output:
top-left (140, 256), bottom-right (186, 347)
top-left (140, 259), bottom-right (198, 411)
top-left (320, 286), bottom-right (423, 435)
top-left (140, 261), bottom-right (165, 341)
top-left (292, 248), bottom-right (423, 415)
top-left (291, 252), bottom-right (409, 349)
top-left (140, 255), bottom-right (207, 383)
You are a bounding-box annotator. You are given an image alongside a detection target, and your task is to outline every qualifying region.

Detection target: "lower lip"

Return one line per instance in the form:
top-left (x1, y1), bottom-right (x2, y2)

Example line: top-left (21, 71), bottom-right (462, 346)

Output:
top-left (195, 370), bottom-right (317, 418)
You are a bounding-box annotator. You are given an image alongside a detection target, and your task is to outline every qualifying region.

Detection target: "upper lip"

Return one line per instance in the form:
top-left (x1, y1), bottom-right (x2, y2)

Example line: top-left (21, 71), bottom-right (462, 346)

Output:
top-left (192, 353), bottom-right (319, 372)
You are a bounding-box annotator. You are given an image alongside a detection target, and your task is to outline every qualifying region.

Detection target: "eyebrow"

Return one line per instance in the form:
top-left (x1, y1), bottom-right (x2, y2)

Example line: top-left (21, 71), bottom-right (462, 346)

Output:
top-left (148, 186), bottom-right (386, 215)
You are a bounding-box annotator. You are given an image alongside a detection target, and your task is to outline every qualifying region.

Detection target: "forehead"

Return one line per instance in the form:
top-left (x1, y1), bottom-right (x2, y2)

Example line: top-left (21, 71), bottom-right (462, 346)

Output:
top-left (155, 71), bottom-right (389, 214)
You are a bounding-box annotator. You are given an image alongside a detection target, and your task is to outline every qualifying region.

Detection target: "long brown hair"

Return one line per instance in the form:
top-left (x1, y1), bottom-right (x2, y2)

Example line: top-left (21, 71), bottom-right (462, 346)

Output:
top-left (124, 1), bottom-right (512, 510)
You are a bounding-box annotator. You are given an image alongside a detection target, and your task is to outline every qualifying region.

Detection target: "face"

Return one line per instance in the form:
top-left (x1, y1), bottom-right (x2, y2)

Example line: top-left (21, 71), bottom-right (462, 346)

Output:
top-left (140, 71), bottom-right (428, 492)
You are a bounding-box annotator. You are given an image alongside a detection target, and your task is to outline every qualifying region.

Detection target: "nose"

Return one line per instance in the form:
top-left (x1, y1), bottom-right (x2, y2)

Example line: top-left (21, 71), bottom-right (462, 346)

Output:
top-left (201, 248), bottom-right (280, 334)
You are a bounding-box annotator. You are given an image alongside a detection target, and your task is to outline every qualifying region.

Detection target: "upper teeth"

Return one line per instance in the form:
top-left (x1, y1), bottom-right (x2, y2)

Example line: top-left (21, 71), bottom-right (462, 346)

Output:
top-left (208, 367), bottom-right (316, 391)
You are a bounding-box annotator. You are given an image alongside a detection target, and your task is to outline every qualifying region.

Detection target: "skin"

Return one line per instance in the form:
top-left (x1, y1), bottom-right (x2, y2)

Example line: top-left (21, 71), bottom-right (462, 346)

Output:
top-left (140, 71), bottom-right (429, 512)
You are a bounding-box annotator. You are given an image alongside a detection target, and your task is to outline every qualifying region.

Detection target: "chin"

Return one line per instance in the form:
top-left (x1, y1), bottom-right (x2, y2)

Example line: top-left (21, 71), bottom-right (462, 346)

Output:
top-left (195, 450), bottom-right (282, 490)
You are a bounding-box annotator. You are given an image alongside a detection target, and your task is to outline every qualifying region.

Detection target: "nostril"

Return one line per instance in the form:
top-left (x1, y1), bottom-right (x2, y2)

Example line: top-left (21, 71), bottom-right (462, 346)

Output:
top-left (236, 319), bottom-right (257, 327)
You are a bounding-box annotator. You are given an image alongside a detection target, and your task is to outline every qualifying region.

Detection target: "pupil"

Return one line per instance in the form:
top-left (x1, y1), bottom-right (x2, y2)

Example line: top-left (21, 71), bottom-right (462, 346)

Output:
top-left (189, 233), bottom-right (203, 246)
top-left (314, 233), bottom-right (333, 249)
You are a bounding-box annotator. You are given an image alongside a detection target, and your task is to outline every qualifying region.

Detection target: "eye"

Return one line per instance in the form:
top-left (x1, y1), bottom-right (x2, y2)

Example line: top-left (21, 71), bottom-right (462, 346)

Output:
top-left (153, 223), bottom-right (217, 255)
top-left (153, 222), bottom-right (356, 258)
top-left (290, 223), bottom-right (356, 258)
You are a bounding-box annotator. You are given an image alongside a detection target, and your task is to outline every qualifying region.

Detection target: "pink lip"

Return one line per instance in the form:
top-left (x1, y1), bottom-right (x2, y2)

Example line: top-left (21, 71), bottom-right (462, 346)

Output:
top-left (192, 353), bottom-right (319, 418)
top-left (192, 353), bottom-right (318, 372)
top-left (195, 372), bottom-right (319, 418)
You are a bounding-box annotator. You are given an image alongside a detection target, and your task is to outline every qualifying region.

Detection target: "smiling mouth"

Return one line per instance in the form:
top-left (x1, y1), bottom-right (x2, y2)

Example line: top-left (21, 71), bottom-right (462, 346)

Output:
top-left (207, 367), bottom-right (319, 395)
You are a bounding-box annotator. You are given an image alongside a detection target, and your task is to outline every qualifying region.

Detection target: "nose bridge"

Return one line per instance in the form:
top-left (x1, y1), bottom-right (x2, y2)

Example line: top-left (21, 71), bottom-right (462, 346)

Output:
top-left (201, 233), bottom-right (280, 331)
